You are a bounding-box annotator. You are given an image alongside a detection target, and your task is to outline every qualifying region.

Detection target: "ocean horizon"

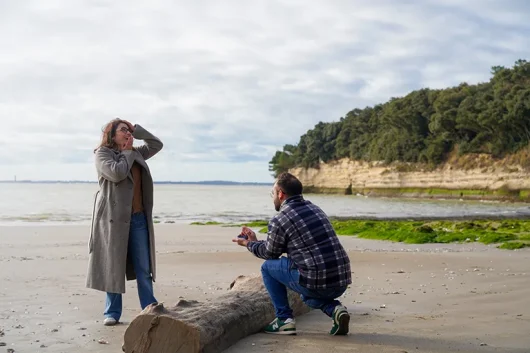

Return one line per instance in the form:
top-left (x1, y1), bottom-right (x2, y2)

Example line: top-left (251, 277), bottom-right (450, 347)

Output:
top-left (1, 183), bottom-right (530, 226)
top-left (0, 180), bottom-right (273, 185)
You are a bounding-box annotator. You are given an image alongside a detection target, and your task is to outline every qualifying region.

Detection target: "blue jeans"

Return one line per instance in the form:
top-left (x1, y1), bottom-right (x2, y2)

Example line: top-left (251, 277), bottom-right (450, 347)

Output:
top-left (104, 212), bottom-right (157, 321)
top-left (261, 257), bottom-right (347, 320)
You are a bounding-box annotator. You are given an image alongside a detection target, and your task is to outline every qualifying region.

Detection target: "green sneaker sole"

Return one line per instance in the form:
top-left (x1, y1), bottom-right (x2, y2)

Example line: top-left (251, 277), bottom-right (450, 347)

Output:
top-left (332, 312), bottom-right (350, 335)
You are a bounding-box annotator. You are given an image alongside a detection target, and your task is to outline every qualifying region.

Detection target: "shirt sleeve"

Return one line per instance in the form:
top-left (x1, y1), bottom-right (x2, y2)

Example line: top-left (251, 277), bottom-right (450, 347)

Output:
top-left (132, 124), bottom-right (164, 160)
top-left (246, 217), bottom-right (287, 259)
top-left (95, 147), bottom-right (136, 183)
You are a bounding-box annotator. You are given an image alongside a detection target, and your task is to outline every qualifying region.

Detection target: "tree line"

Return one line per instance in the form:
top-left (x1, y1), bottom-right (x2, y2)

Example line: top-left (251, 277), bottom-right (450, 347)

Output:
top-left (269, 60), bottom-right (530, 177)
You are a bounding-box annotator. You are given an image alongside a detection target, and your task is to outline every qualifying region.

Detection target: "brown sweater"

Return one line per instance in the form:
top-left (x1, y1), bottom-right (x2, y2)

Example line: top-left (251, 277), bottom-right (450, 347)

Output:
top-left (131, 162), bottom-right (144, 213)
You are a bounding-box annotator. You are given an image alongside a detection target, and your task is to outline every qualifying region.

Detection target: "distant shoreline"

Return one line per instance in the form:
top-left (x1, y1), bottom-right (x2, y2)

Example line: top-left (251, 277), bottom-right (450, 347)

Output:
top-left (0, 180), bottom-right (273, 186)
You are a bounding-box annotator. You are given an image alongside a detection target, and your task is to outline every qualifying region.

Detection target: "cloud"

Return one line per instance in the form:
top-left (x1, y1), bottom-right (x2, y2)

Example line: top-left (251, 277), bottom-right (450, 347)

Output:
top-left (0, 0), bottom-right (528, 181)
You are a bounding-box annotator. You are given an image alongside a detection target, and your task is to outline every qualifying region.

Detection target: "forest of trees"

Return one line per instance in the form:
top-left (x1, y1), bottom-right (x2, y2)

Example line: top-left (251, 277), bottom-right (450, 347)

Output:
top-left (269, 60), bottom-right (530, 177)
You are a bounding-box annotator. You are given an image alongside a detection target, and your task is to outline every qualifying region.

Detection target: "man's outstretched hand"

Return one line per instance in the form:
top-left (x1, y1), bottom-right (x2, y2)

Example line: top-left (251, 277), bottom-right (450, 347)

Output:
top-left (241, 226), bottom-right (258, 241)
top-left (232, 226), bottom-right (258, 247)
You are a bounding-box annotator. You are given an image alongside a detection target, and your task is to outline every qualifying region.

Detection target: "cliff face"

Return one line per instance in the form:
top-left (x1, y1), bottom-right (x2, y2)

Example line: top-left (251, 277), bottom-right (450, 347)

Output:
top-left (289, 155), bottom-right (530, 201)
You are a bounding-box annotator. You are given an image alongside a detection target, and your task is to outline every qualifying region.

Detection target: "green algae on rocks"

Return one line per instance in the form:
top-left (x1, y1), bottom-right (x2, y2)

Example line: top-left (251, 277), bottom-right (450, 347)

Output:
top-left (190, 218), bottom-right (530, 249)
top-left (331, 219), bottom-right (530, 249)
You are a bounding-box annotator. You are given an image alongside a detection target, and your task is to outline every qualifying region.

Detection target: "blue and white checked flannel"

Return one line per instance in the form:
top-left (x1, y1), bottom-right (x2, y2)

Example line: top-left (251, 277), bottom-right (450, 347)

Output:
top-left (247, 195), bottom-right (352, 289)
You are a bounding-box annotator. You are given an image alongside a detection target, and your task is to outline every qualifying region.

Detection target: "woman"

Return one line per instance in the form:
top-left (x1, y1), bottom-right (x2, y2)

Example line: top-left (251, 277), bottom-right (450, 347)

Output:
top-left (86, 118), bottom-right (163, 326)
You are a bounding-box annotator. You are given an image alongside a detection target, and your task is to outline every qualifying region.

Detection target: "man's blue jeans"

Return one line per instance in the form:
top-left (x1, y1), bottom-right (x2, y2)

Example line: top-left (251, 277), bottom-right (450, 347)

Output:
top-left (104, 212), bottom-right (157, 321)
top-left (261, 257), bottom-right (347, 320)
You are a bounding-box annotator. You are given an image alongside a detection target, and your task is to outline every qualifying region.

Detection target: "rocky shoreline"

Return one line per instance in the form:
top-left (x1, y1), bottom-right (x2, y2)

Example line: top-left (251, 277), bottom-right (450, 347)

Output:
top-left (290, 156), bottom-right (530, 202)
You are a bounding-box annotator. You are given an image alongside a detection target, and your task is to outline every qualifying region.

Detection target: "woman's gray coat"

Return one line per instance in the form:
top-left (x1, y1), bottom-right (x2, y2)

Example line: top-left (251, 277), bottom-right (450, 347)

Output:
top-left (86, 124), bottom-right (163, 294)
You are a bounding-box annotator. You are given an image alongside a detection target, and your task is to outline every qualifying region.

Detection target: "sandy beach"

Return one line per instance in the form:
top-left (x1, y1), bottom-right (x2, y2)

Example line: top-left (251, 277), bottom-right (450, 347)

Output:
top-left (1, 223), bottom-right (529, 353)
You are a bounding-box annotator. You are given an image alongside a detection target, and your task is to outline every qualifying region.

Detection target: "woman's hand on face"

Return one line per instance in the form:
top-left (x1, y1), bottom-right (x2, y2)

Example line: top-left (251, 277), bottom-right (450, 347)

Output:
top-left (121, 136), bottom-right (134, 151)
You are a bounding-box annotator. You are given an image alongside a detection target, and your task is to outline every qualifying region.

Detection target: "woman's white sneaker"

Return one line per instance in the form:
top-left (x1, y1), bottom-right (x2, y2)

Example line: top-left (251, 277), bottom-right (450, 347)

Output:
top-left (103, 317), bottom-right (117, 326)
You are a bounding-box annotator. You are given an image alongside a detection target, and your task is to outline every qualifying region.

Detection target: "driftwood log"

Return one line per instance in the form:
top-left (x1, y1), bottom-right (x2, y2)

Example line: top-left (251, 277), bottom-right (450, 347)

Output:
top-left (122, 274), bottom-right (310, 353)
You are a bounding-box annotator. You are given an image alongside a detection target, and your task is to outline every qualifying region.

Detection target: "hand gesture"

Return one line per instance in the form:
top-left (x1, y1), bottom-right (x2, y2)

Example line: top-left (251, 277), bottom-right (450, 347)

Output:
top-left (123, 120), bottom-right (135, 133)
top-left (241, 226), bottom-right (257, 241)
top-left (121, 136), bottom-right (134, 151)
top-left (232, 226), bottom-right (257, 247)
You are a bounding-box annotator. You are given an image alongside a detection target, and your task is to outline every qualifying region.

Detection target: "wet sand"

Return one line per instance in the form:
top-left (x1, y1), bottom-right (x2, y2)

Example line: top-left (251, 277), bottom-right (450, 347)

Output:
top-left (1, 224), bottom-right (529, 353)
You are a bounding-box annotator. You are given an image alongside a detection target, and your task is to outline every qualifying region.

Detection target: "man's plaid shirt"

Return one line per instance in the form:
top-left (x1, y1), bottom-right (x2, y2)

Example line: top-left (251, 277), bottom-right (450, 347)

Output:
top-left (246, 195), bottom-right (351, 290)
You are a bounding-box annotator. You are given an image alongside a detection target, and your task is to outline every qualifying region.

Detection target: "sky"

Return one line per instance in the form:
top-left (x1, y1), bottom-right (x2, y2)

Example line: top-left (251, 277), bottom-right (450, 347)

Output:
top-left (1, 0), bottom-right (529, 182)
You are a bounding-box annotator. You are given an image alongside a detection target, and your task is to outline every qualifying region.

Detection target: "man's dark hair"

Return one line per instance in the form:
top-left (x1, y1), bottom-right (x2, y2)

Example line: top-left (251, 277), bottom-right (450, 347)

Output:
top-left (276, 172), bottom-right (303, 196)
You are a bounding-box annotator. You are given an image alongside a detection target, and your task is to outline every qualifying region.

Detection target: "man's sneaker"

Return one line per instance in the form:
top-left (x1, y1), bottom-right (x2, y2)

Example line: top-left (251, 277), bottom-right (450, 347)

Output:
top-left (330, 305), bottom-right (350, 335)
top-left (103, 317), bottom-right (118, 326)
top-left (264, 318), bottom-right (296, 335)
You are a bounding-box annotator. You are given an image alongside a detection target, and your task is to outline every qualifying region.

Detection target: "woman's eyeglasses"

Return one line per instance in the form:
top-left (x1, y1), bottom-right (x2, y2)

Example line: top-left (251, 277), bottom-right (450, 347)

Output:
top-left (118, 127), bottom-right (132, 134)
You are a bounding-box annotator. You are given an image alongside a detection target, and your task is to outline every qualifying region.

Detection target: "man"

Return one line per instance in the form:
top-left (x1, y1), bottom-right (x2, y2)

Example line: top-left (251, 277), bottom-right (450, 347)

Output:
top-left (233, 172), bottom-right (352, 335)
